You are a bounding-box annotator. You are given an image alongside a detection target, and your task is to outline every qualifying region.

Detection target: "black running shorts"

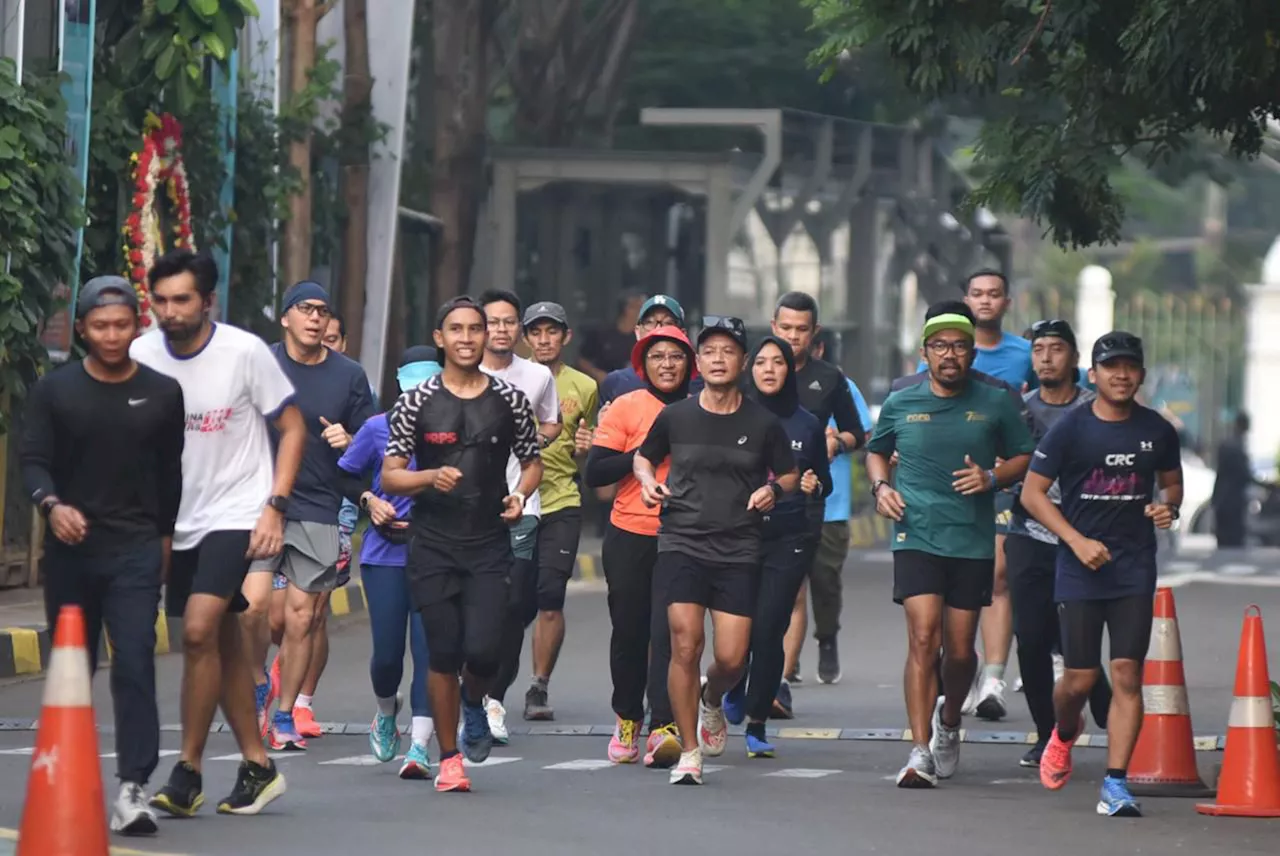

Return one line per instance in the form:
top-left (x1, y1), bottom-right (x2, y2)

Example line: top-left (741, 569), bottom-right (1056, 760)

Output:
top-left (656, 550), bottom-right (760, 618)
top-left (167, 530), bottom-right (255, 617)
top-left (892, 549), bottom-right (994, 611)
top-left (536, 507), bottom-right (582, 612)
top-left (1057, 595), bottom-right (1153, 671)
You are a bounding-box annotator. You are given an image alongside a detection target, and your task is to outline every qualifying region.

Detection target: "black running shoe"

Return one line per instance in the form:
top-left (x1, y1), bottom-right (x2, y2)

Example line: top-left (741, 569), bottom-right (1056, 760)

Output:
top-left (1019, 740), bottom-right (1047, 768)
top-left (217, 759), bottom-right (287, 815)
top-left (817, 638), bottom-right (842, 685)
top-left (524, 683), bottom-right (554, 721)
top-left (149, 760), bottom-right (204, 818)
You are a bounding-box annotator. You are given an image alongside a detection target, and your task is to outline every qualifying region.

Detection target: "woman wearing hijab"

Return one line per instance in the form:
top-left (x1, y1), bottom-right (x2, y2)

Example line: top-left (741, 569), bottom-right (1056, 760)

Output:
top-left (723, 336), bottom-right (832, 758)
top-left (584, 325), bottom-right (697, 769)
top-left (335, 345), bottom-right (439, 780)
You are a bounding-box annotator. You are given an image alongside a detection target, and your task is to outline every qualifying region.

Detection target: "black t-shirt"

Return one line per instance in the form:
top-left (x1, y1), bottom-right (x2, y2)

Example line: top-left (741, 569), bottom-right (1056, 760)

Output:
top-left (639, 395), bottom-right (796, 565)
top-left (794, 358), bottom-right (864, 440)
top-left (579, 326), bottom-right (635, 374)
top-left (385, 374), bottom-right (541, 548)
top-left (20, 362), bottom-right (186, 554)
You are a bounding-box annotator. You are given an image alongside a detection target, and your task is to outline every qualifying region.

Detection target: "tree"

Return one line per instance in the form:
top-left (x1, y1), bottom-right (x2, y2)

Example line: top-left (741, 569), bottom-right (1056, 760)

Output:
top-left (338, 0), bottom-right (373, 354)
top-left (806, 1), bottom-right (1280, 248)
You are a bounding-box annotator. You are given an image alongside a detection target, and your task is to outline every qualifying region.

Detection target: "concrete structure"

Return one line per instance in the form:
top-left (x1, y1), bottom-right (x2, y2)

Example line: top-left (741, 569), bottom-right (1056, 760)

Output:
top-left (1244, 237), bottom-right (1280, 468)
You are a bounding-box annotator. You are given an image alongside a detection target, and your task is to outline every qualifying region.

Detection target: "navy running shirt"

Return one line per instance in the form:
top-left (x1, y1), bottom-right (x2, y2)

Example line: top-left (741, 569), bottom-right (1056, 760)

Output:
top-left (1029, 402), bottom-right (1181, 601)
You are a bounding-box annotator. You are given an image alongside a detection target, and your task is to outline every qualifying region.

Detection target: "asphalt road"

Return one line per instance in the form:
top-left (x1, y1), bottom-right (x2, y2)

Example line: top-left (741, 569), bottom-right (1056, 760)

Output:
top-left (1, 550), bottom-right (1278, 855)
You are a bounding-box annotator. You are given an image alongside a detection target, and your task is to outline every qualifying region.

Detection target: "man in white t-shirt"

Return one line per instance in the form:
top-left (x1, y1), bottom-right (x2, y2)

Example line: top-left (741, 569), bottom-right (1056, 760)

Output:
top-left (478, 290), bottom-right (561, 742)
top-left (131, 250), bottom-right (307, 818)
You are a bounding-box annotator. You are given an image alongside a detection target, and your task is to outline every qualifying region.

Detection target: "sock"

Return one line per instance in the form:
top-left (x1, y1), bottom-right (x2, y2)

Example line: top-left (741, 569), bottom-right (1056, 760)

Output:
top-left (376, 695), bottom-right (398, 717)
top-left (411, 716), bottom-right (434, 747)
top-left (1057, 721), bottom-right (1078, 742)
top-left (1105, 768), bottom-right (1126, 781)
top-left (295, 693), bottom-right (314, 711)
top-left (273, 708), bottom-right (293, 725)
top-left (983, 663), bottom-right (1006, 683)
top-left (532, 675), bottom-right (548, 689)
top-left (745, 721), bottom-right (766, 740)
top-left (441, 749), bottom-right (460, 760)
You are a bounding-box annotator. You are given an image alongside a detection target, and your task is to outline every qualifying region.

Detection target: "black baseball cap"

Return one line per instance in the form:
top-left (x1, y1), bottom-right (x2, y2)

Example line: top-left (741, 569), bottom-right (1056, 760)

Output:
top-left (697, 315), bottom-right (748, 352)
top-left (1030, 319), bottom-right (1078, 350)
top-left (522, 301), bottom-right (569, 329)
top-left (76, 276), bottom-right (138, 320)
top-left (1092, 331), bottom-right (1144, 366)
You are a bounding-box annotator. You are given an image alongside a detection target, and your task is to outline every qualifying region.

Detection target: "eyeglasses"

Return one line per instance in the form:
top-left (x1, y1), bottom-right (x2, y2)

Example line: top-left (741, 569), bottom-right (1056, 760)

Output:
top-left (645, 350), bottom-right (689, 366)
top-left (925, 339), bottom-right (972, 356)
top-left (639, 314), bottom-right (678, 331)
top-left (293, 302), bottom-right (331, 319)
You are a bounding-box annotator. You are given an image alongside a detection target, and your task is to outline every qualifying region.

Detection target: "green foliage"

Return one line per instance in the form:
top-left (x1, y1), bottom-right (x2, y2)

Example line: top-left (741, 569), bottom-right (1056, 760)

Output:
top-left (0, 61), bottom-right (84, 431)
top-left (806, 0), bottom-right (1280, 248)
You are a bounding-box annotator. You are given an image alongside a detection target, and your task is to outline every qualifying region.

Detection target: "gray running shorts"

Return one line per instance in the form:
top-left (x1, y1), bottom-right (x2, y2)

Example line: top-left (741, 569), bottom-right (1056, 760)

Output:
top-left (274, 520), bottom-right (341, 594)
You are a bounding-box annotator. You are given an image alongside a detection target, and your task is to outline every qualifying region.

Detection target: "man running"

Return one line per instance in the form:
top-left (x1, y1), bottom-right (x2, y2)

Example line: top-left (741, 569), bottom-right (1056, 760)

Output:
top-left (1021, 332), bottom-right (1182, 817)
top-left (382, 296), bottom-right (543, 793)
top-left (133, 249), bottom-right (303, 816)
top-left (21, 277), bottom-right (185, 836)
top-left (520, 301), bottom-right (598, 720)
top-left (634, 315), bottom-right (799, 785)
top-left (584, 325), bottom-right (695, 769)
top-left (337, 346), bottom-right (439, 779)
top-left (598, 295), bottom-right (690, 405)
top-left (477, 289), bottom-right (561, 742)
top-left (1005, 319), bottom-right (1111, 768)
top-left (866, 301), bottom-right (1034, 788)
top-left (771, 292), bottom-right (864, 686)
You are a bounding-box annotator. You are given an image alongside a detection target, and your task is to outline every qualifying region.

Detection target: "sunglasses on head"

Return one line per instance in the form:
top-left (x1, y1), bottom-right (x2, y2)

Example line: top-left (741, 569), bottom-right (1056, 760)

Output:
top-left (701, 315), bottom-right (746, 338)
top-left (1096, 333), bottom-right (1143, 353)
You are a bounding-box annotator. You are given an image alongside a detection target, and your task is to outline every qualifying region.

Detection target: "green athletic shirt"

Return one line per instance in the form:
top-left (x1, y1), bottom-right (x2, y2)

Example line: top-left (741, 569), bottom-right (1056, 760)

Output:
top-left (540, 363), bottom-right (599, 515)
top-left (867, 375), bottom-right (1035, 559)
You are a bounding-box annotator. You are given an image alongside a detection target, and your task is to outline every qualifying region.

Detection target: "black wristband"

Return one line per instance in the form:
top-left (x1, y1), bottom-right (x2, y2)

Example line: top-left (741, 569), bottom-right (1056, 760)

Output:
top-left (769, 482), bottom-right (784, 501)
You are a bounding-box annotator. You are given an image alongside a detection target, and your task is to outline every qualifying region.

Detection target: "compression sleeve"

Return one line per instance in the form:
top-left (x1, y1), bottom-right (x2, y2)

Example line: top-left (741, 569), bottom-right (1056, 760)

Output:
top-left (585, 446), bottom-right (637, 488)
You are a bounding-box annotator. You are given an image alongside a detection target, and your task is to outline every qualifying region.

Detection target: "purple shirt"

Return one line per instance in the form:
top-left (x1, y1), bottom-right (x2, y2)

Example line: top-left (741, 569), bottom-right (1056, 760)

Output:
top-left (337, 413), bottom-right (415, 568)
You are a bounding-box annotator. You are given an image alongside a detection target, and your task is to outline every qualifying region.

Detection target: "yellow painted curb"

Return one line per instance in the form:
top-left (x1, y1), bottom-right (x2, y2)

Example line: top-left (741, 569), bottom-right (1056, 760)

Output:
top-left (2, 628), bottom-right (42, 675)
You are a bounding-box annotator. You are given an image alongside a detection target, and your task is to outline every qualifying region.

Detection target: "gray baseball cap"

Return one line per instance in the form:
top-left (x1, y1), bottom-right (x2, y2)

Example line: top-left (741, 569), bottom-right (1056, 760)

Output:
top-left (76, 276), bottom-right (139, 320)
top-left (522, 301), bottom-right (569, 329)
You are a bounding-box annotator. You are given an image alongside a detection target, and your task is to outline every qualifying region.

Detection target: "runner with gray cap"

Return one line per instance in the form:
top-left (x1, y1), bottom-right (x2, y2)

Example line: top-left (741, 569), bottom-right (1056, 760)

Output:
top-left (20, 274), bottom-right (186, 836)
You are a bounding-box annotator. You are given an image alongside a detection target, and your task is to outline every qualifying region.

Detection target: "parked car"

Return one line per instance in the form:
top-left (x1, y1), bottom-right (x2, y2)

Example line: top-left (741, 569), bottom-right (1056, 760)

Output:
top-left (1178, 451), bottom-right (1280, 548)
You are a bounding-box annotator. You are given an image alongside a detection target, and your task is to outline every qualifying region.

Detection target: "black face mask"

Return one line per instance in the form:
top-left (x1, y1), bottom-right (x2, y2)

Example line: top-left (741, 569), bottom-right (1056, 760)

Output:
top-left (641, 337), bottom-right (693, 404)
top-left (745, 335), bottom-right (798, 418)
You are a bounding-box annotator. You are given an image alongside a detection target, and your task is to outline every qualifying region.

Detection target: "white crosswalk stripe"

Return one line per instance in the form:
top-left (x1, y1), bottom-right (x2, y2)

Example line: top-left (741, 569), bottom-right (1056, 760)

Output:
top-left (544, 759), bottom-right (613, 770)
top-left (764, 768), bottom-right (843, 779)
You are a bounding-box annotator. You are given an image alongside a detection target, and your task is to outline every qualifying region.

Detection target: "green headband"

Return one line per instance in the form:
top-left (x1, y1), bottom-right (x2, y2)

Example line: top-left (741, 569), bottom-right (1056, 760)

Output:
top-left (922, 313), bottom-right (975, 343)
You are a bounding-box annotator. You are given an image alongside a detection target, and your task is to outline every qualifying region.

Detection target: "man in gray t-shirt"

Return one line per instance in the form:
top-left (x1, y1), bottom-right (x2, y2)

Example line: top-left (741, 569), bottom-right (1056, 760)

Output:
top-left (1005, 320), bottom-right (1110, 767)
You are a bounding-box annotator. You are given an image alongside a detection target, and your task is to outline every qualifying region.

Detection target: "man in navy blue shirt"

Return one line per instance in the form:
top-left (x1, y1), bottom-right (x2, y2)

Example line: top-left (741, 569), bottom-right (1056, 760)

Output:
top-left (1020, 331), bottom-right (1182, 818)
top-left (597, 295), bottom-right (691, 405)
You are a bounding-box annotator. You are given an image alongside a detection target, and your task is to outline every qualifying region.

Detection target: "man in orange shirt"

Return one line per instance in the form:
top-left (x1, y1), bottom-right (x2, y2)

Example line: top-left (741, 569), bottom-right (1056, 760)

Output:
top-left (584, 326), bottom-right (696, 770)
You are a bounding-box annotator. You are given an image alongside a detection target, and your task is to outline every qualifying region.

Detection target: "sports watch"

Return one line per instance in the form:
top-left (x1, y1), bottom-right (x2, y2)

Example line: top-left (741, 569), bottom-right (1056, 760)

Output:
top-left (267, 495), bottom-right (289, 514)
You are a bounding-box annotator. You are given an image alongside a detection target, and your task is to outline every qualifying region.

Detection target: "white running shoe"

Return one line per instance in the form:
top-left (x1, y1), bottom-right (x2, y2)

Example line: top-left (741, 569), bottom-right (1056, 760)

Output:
top-left (974, 676), bottom-right (1008, 721)
top-left (698, 696), bottom-right (728, 757)
top-left (110, 782), bottom-right (158, 835)
top-left (928, 702), bottom-right (961, 779)
top-left (1013, 675), bottom-right (1024, 693)
top-left (670, 748), bottom-right (704, 785)
top-left (484, 696), bottom-right (510, 744)
top-left (895, 745), bottom-right (938, 788)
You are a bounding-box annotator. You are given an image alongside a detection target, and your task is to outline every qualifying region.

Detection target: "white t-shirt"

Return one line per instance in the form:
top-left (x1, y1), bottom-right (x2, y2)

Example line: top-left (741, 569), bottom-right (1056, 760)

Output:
top-left (480, 354), bottom-right (559, 518)
top-left (131, 324), bottom-right (296, 551)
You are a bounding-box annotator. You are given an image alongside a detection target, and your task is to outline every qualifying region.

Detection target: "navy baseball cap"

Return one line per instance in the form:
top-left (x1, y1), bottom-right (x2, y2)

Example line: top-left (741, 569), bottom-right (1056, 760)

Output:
top-left (76, 276), bottom-right (138, 319)
top-left (1092, 331), bottom-right (1144, 366)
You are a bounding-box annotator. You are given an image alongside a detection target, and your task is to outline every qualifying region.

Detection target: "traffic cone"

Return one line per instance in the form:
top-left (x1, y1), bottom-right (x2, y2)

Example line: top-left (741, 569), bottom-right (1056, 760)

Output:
top-left (1196, 604), bottom-right (1280, 817)
top-left (1128, 587), bottom-right (1214, 797)
top-left (17, 605), bottom-right (109, 855)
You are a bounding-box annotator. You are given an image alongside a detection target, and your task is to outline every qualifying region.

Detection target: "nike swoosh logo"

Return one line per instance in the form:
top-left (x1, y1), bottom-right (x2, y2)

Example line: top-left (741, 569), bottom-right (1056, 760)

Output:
top-left (794, 548), bottom-right (804, 554)
top-left (559, 549), bottom-right (571, 555)
top-left (514, 534), bottom-right (529, 541)
top-left (128, 398), bottom-right (148, 406)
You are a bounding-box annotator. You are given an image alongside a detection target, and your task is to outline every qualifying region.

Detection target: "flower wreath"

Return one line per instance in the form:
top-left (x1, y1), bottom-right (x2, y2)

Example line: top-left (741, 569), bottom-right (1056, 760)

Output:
top-left (122, 112), bottom-right (197, 329)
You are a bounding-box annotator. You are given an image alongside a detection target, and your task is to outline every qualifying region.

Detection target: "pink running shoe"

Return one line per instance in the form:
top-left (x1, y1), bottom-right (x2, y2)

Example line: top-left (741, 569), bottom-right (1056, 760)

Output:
top-left (608, 717), bottom-right (641, 764)
top-left (1039, 720), bottom-right (1082, 790)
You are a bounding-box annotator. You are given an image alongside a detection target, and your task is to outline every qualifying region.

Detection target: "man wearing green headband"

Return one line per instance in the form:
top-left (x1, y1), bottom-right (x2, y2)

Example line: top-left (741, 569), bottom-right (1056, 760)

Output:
top-left (866, 300), bottom-right (1036, 789)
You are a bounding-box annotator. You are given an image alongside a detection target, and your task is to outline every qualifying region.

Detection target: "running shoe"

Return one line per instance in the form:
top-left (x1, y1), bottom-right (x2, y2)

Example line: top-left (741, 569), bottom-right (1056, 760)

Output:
top-left (1096, 776), bottom-right (1142, 817)
top-left (1020, 739), bottom-right (1047, 768)
top-left (110, 782), bottom-right (158, 835)
top-left (149, 760), bottom-right (204, 817)
top-left (267, 654), bottom-right (280, 710)
top-left (745, 726), bottom-right (775, 759)
top-left (524, 683), bottom-right (554, 721)
top-left (399, 742), bottom-right (432, 780)
top-left (895, 745), bottom-right (938, 789)
top-left (462, 700), bottom-right (494, 763)
top-left (269, 710), bottom-right (307, 751)
top-left (1013, 675), bottom-right (1024, 693)
top-left (216, 760), bottom-right (286, 815)
top-left (785, 666), bottom-right (802, 685)
top-left (928, 703), bottom-right (961, 779)
top-left (698, 694), bottom-right (728, 757)
top-left (817, 638), bottom-right (842, 685)
top-left (669, 748), bottom-right (703, 785)
top-left (1039, 721), bottom-right (1081, 790)
top-left (369, 694), bottom-right (404, 763)
top-left (644, 724), bottom-right (682, 769)
top-left (974, 676), bottom-right (1008, 721)
top-left (255, 680), bottom-right (272, 741)
top-left (722, 681), bottom-right (747, 726)
top-left (608, 717), bottom-right (641, 764)
top-left (771, 680), bottom-right (795, 720)
top-left (294, 706), bottom-right (323, 739)
top-left (435, 753), bottom-right (471, 793)
top-left (484, 696), bottom-right (510, 744)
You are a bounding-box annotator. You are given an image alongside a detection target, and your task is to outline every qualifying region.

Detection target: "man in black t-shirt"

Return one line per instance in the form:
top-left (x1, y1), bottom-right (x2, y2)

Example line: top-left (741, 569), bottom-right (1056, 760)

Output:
top-left (21, 277), bottom-right (186, 837)
top-left (635, 315), bottom-right (798, 786)
top-left (383, 296), bottom-right (543, 794)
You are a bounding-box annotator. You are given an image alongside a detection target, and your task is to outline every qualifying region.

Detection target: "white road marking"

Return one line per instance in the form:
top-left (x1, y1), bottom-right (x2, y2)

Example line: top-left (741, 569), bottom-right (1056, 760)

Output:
top-left (1219, 564), bottom-right (1258, 576)
top-left (209, 751), bottom-right (291, 761)
top-left (0, 747), bottom-right (33, 756)
top-left (320, 755), bottom-right (384, 766)
top-left (543, 759), bottom-right (614, 771)
top-left (463, 755), bottom-right (522, 768)
top-left (989, 778), bottom-right (1038, 785)
top-left (102, 749), bottom-right (179, 760)
top-left (1165, 561), bottom-right (1200, 573)
top-left (764, 768), bottom-right (843, 779)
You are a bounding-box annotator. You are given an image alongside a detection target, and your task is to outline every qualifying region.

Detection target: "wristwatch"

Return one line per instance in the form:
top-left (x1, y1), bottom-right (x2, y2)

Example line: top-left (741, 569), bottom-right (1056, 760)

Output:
top-left (267, 495), bottom-right (289, 514)
top-left (1168, 504), bottom-right (1181, 521)
top-left (769, 482), bottom-right (784, 502)
top-left (870, 479), bottom-right (889, 498)
top-left (359, 492), bottom-right (373, 511)
top-left (37, 496), bottom-right (60, 519)
top-left (538, 433), bottom-right (553, 449)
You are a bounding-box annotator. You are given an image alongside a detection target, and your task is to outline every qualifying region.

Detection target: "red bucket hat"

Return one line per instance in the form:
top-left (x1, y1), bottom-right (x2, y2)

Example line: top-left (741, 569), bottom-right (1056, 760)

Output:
top-left (630, 325), bottom-right (698, 380)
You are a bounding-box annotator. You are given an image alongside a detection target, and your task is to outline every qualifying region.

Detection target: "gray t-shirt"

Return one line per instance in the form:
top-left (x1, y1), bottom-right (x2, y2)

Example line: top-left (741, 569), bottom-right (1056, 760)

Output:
top-left (1009, 386), bottom-right (1097, 544)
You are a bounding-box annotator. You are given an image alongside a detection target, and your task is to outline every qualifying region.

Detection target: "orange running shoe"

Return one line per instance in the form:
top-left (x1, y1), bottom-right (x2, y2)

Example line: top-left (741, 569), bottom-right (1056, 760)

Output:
top-left (434, 754), bottom-right (471, 793)
top-left (294, 706), bottom-right (323, 739)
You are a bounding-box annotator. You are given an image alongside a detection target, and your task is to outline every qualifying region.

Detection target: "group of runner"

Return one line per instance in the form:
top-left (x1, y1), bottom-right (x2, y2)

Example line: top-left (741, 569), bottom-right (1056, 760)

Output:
top-left (18, 252), bottom-right (1181, 837)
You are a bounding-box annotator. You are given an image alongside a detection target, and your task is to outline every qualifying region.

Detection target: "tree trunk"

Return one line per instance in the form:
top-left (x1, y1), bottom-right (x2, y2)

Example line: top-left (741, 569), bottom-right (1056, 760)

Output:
top-left (429, 0), bottom-right (493, 304)
top-left (282, 0), bottom-right (332, 290)
top-left (339, 0), bottom-right (373, 355)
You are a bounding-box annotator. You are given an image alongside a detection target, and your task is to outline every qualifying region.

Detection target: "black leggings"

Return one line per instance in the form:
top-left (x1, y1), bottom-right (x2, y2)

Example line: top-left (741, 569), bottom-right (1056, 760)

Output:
top-left (490, 555), bottom-right (539, 704)
top-left (410, 540), bottom-right (509, 679)
top-left (1006, 534), bottom-right (1112, 741)
top-left (731, 529), bottom-right (814, 721)
top-left (602, 525), bottom-right (673, 728)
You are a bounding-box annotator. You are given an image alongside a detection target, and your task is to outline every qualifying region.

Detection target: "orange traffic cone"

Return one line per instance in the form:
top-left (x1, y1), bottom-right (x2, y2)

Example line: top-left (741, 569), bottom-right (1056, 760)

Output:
top-left (17, 605), bottom-right (109, 855)
top-left (1128, 587), bottom-right (1214, 797)
top-left (1196, 604), bottom-right (1280, 817)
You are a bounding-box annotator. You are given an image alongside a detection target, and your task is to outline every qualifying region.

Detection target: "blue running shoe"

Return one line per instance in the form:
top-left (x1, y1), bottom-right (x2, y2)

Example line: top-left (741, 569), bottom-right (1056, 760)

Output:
top-left (369, 695), bottom-right (403, 763)
top-left (462, 701), bottom-right (494, 764)
top-left (722, 683), bottom-right (747, 726)
top-left (268, 710), bottom-right (307, 751)
top-left (771, 680), bottom-right (794, 720)
top-left (399, 742), bottom-right (432, 780)
top-left (1096, 776), bottom-right (1142, 817)
top-left (745, 730), bottom-right (775, 759)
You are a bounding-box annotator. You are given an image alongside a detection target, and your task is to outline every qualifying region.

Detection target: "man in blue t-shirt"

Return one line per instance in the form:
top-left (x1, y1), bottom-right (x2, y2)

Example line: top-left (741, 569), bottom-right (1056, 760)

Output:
top-left (1020, 331), bottom-right (1182, 818)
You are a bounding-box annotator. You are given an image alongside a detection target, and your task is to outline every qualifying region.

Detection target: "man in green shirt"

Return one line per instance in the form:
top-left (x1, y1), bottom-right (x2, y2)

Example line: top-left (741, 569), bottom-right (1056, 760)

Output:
top-left (521, 301), bottom-right (599, 720)
top-left (866, 301), bottom-right (1035, 789)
